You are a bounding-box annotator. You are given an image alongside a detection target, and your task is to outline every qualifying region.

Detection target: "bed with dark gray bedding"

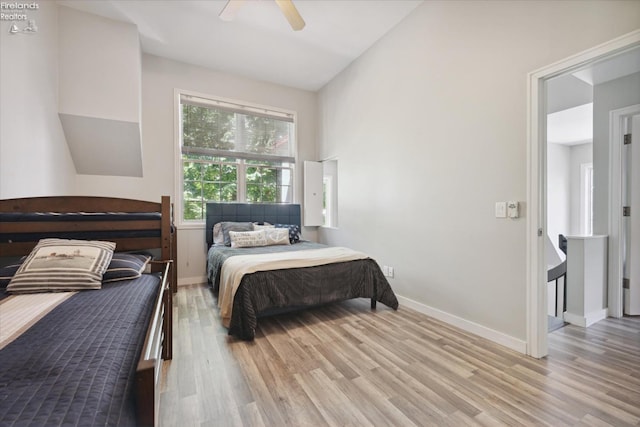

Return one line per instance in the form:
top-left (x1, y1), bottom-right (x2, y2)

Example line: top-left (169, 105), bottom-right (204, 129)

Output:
top-left (206, 203), bottom-right (399, 340)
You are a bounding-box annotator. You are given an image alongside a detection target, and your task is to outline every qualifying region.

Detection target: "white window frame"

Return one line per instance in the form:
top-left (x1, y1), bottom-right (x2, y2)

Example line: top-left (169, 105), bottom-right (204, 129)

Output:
top-left (174, 89), bottom-right (297, 227)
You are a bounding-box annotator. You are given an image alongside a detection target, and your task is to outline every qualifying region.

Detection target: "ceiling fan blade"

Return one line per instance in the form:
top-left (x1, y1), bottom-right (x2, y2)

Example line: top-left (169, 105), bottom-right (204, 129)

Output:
top-left (219, 0), bottom-right (246, 22)
top-left (274, 0), bottom-right (305, 31)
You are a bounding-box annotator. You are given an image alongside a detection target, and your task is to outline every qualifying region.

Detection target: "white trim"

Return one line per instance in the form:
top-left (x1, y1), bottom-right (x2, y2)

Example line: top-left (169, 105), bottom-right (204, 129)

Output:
top-left (526, 65), bottom-right (548, 359)
top-left (397, 295), bottom-right (527, 354)
top-left (527, 29), bottom-right (640, 359)
top-left (178, 276), bottom-right (208, 286)
top-left (608, 105), bottom-right (640, 318)
top-left (174, 88), bottom-right (183, 227)
top-left (563, 308), bottom-right (608, 328)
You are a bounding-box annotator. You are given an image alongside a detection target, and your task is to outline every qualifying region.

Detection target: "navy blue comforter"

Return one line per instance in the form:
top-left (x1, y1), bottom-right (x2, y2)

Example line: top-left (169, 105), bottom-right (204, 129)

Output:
top-left (0, 274), bottom-right (160, 426)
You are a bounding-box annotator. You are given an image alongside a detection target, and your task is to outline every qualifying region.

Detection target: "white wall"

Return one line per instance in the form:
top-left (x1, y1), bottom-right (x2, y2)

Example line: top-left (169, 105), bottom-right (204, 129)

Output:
top-left (58, 6), bottom-right (143, 177)
top-left (547, 142), bottom-right (593, 248)
top-left (547, 143), bottom-right (570, 257)
top-left (73, 54), bottom-right (318, 284)
top-left (0, 2), bottom-right (76, 198)
top-left (317, 0), bottom-right (640, 344)
top-left (593, 72), bottom-right (640, 235)
top-left (58, 6), bottom-right (141, 123)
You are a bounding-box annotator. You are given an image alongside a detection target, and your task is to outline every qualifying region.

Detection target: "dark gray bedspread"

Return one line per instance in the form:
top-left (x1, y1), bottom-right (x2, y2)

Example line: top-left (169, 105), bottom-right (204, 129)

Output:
top-left (207, 242), bottom-right (399, 340)
top-left (0, 274), bottom-right (160, 427)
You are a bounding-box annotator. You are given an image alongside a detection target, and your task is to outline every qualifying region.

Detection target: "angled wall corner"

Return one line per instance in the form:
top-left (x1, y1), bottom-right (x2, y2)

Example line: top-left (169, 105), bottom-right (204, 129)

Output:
top-left (58, 5), bottom-right (143, 177)
top-left (58, 114), bottom-right (142, 177)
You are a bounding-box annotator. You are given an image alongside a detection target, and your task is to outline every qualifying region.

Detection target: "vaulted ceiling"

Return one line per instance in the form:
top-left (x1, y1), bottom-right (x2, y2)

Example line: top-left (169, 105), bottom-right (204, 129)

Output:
top-left (57, 0), bottom-right (424, 91)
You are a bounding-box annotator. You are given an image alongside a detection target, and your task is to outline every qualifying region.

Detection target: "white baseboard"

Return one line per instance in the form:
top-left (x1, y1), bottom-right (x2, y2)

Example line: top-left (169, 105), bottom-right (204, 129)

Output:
top-left (563, 308), bottom-right (608, 328)
top-left (178, 275), bottom-right (207, 286)
top-left (396, 294), bottom-right (527, 354)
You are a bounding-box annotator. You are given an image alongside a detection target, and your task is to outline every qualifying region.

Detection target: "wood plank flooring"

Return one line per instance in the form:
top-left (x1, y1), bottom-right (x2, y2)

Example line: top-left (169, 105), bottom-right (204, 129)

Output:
top-left (159, 284), bottom-right (640, 426)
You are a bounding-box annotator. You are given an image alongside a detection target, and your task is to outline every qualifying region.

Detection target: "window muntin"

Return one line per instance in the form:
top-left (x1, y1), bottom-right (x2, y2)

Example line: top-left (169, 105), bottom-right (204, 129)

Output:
top-left (179, 94), bottom-right (295, 222)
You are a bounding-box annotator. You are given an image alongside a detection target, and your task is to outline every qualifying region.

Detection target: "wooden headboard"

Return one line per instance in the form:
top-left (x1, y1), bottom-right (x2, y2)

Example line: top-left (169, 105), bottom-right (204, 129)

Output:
top-left (205, 202), bottom-right (301, 248)
top-left (0, 195), bottom-right (177, 293)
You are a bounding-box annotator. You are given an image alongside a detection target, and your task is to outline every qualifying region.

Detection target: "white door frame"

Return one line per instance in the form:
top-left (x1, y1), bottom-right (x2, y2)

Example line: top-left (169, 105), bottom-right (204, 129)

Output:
top-left (609, 105), bottom-right (640, 318)
top-left (526, 30), bottom-right (640, 359)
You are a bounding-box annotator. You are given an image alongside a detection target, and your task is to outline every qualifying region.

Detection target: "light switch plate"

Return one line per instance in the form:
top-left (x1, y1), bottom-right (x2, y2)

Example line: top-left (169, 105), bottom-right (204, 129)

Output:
top-left (495, 202), bottom-right (507, 218)
top-left (507, 201), bottom-right (519, 218)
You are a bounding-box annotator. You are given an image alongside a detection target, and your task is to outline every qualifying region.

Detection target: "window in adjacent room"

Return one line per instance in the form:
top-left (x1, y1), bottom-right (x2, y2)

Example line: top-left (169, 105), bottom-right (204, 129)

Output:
top-left (177, 92), bottom-right (296, 223)
top-left (580, 162), bottom-right (593, 235)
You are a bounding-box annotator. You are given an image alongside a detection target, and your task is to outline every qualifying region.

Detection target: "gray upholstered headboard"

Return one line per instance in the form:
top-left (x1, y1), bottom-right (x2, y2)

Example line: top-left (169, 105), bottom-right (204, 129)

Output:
top-left (205, 203), bottom-right (301, 248)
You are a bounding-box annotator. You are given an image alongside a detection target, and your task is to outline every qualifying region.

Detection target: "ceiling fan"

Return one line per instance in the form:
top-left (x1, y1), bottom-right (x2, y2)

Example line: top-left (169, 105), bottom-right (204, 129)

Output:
top-left (219, 0), bottom-right (306, 31)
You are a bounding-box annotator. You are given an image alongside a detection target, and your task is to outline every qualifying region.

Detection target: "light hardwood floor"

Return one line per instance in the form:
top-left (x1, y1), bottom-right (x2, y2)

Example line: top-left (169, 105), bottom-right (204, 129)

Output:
top-left (159, 283), bottom-right (640, 426)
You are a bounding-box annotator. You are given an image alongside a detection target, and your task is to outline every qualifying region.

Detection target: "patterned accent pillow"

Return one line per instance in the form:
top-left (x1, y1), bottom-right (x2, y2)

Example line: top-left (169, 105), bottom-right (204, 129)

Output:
top-left (0, 257), bottom-right (25, 288)
top-left (264, 228), bottom-right (290, 246)
top-left (103, 253), bottom-right (151, 283)
top-left (7, 238), bottom-right (116, 294)
top-left (229, 230), bottom-right (267, 248)
top-left (221, 222), bottom-right (254, 246)
top-left (274, 224), bottom-right (301, 244)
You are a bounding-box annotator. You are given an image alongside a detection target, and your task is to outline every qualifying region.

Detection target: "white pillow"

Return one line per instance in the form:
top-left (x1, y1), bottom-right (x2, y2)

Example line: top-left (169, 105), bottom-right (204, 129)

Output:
top-left (229, 230), bottom-right (267, 248)
top-left (264, 228), bottom-right (290, 246)
top-left (252, 222), bottom-right (274, 231)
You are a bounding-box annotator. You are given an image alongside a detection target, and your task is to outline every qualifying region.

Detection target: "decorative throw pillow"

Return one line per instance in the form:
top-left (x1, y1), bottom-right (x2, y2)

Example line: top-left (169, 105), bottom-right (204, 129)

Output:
top-left (0, 257), bottom-right (25, 288)
top-left (229, 230), bottom-right (267, 248)
top-left (274, 224), bottom-right (301, 244)
top-left (264, 228), bottom-right (290, 246)
top-left (213, 222), bottom-right (224, 245)
top-left (7, 238), bottom-right (116, 294)
top-left (103, 253), bottom-right (151, 283)
top-left (252, 222), bottom-right (274, 231)
top-left (221, 222), bottom-right (254, 246)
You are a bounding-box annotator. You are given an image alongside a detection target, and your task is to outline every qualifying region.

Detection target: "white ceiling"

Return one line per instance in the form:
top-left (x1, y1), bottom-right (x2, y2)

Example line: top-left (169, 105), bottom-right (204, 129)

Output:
top-left (547, 103), bottom-right (593, 146)
top-left (57, 0), bottom-right (424, 91)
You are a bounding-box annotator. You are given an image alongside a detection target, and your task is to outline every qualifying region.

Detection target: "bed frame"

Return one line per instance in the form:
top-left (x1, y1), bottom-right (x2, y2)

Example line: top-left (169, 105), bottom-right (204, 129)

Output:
top-left (0, 195), bottom-right (178, 293)
top-left (0, 195), bottom-right (175, 427)
top-left (205, 202), bottom-right (301, 248)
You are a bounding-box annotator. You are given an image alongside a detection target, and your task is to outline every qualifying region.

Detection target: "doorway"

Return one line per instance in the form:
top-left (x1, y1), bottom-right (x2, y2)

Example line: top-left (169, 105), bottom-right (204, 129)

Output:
top-left (527, 30), bottom-right (640, 359)
top-left (623, 114), bottom-right (640, 314)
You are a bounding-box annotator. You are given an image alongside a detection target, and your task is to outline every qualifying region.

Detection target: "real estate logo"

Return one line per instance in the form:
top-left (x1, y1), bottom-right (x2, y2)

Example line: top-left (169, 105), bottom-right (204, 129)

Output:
top-left (1, 2), bottom-right (39, 34)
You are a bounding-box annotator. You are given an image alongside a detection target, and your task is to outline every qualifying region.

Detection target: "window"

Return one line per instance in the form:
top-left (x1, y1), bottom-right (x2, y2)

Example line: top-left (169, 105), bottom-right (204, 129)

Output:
top-left (580, 162), bottom-right (593, 235)
top-left (178, 93), bottom-right (296, 222)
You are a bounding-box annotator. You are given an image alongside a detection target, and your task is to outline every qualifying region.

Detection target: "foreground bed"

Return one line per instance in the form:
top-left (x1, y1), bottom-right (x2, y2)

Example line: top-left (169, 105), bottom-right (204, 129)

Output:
top-left (206, 202), bottom-right (399, 340)
top-left (0, 196), bottom-right (174, 427)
